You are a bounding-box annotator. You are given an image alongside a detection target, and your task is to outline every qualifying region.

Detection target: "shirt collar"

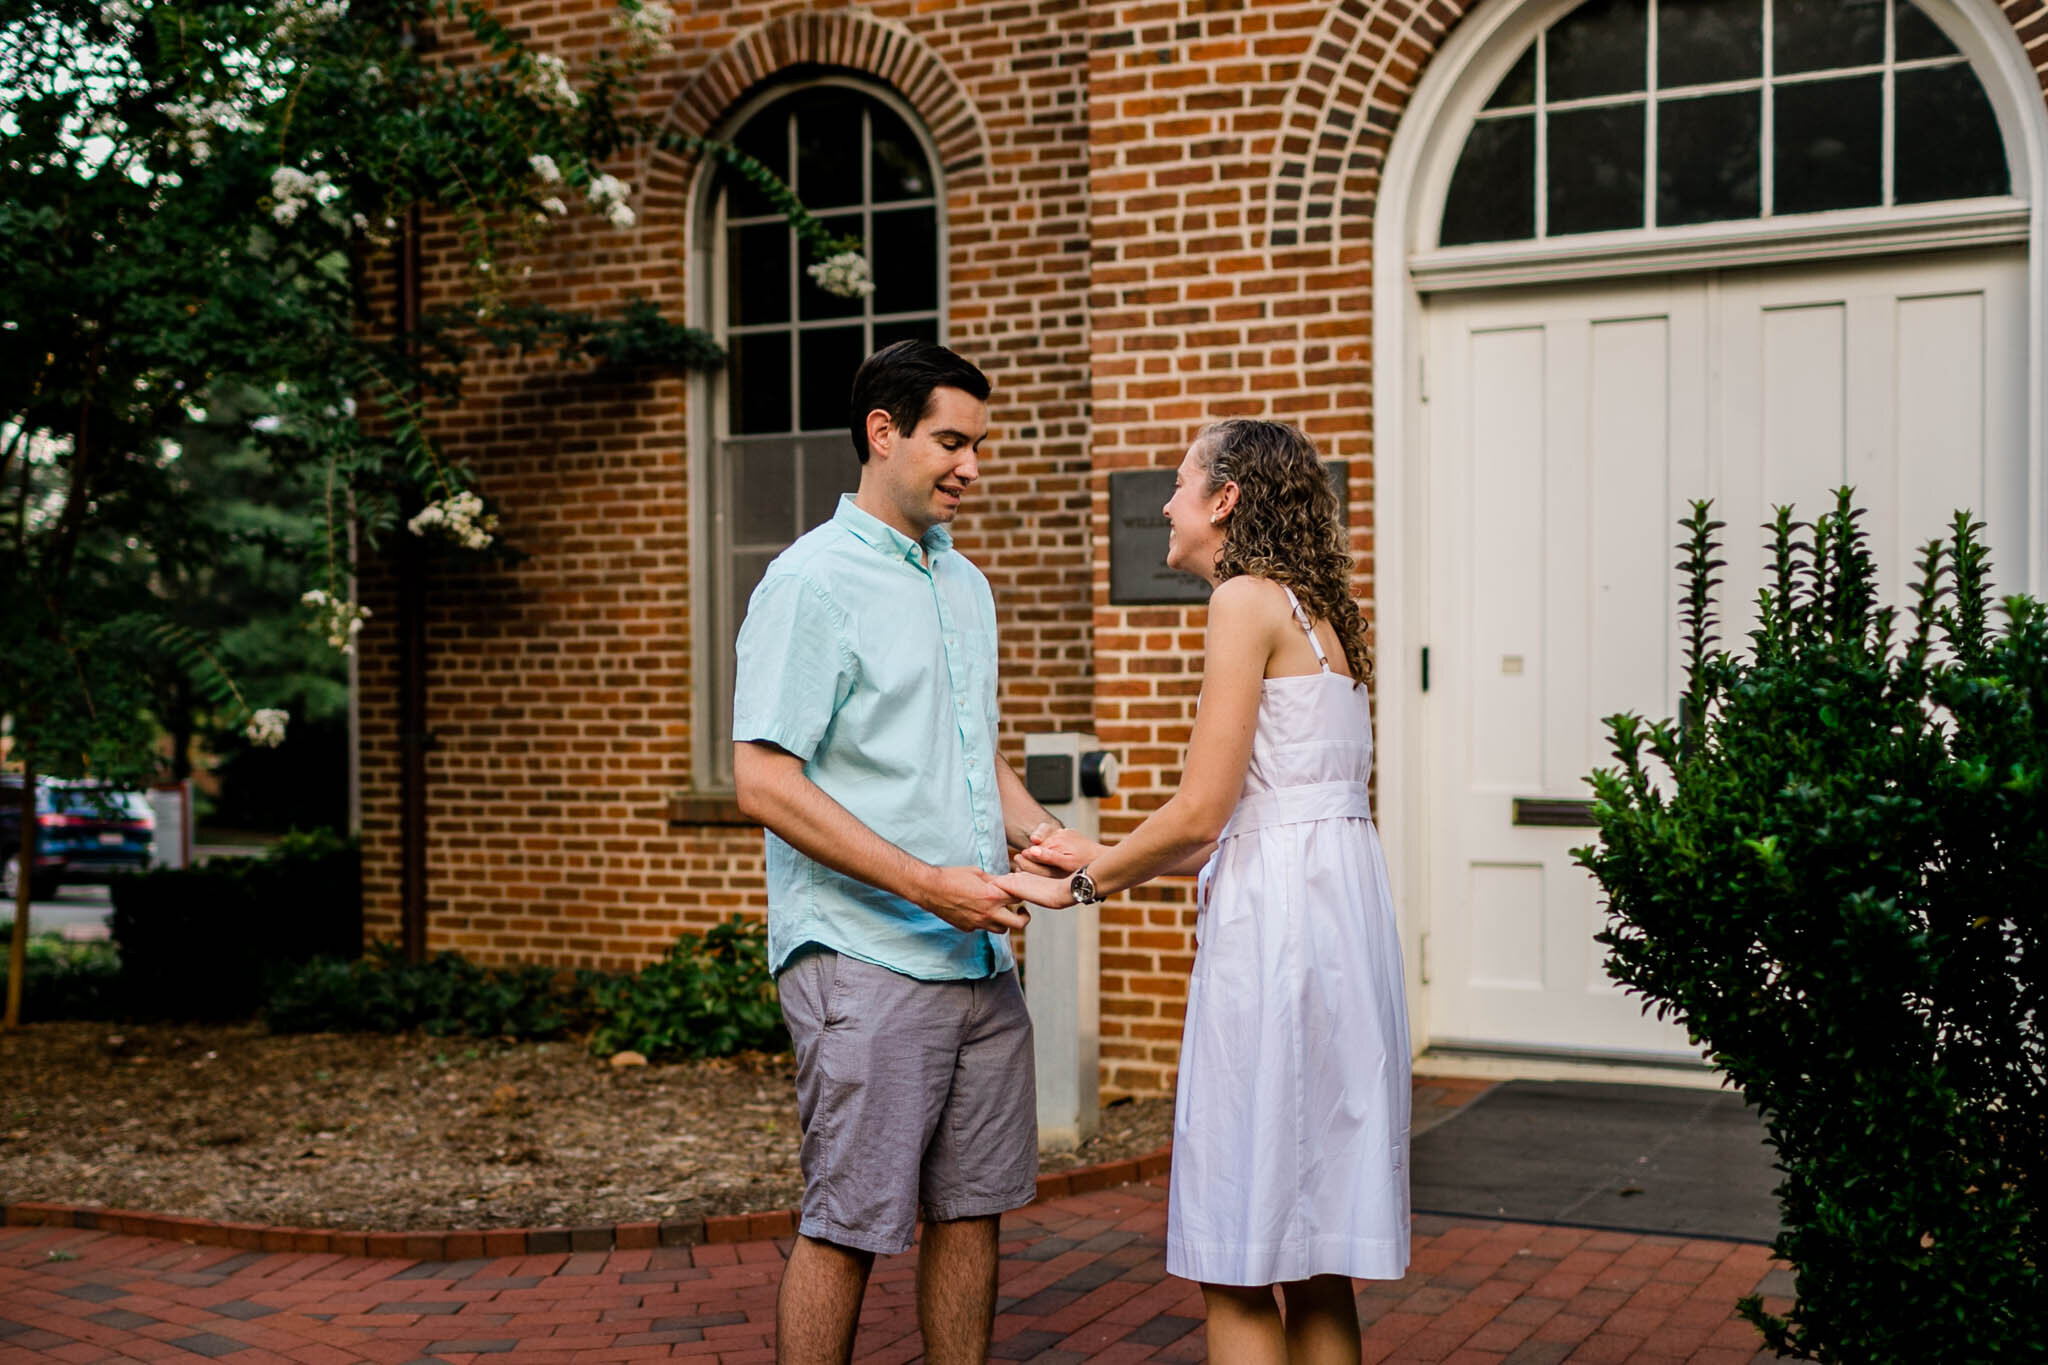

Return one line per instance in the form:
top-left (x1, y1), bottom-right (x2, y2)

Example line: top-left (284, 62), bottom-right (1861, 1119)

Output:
top-left (833, 493), bottom-right (952, 566)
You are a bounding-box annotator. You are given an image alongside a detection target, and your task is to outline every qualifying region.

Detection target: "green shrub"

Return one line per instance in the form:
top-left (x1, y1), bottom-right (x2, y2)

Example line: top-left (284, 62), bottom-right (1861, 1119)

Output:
top-left (586, 916), bottom-right (787, 1061)
top-left (0, 925), bottom-right (121, 1019)
top-left (1578, 494), bottom-right (2044, 1362)
top-left (264, 942), bottom-right (597, 1039)
top-left (110, 829), bottom-right (361, 1019)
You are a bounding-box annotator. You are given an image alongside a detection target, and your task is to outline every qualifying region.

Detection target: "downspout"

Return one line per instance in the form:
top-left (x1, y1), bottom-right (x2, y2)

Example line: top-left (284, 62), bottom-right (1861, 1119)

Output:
top-left (396, 201), bottom-right (429, 964)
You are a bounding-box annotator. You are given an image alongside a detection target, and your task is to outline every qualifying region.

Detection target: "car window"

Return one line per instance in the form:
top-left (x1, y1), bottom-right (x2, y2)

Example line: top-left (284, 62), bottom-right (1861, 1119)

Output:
top-left (49, 787), bottom-right (152, 823)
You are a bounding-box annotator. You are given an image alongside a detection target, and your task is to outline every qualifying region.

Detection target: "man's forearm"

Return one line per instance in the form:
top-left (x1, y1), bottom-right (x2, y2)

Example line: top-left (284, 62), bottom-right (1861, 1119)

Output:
top-left (738, 754), bottom-right (933, 905)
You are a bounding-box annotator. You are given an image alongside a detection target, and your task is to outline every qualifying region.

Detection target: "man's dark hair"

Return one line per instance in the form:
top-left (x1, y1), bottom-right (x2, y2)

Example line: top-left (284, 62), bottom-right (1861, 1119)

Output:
top-left (847, 340), bottom-right (991, 463)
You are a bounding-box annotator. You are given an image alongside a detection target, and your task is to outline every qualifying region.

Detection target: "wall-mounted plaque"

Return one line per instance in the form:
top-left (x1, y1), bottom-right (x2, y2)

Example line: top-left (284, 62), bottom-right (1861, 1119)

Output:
top-left (1109, 469), bottom-right (1208, 605)
top-left (1107, 461), bottom-right (1349, 607)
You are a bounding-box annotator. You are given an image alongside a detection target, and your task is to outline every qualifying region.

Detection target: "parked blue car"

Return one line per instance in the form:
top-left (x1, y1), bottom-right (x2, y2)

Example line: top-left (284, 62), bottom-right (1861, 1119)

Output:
top-left (0, 776), bottom-right (155, 901)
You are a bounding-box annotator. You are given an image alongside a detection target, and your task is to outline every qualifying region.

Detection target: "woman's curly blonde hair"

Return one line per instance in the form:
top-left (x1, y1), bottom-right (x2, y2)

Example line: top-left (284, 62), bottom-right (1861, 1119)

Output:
top-left (1197, 418), bottom-right (1372, 686)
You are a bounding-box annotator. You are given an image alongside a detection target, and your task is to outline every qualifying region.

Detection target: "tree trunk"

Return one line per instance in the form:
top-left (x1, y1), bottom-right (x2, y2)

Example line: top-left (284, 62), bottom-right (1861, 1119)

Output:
top-left (5, 753), bottom-right (34, 1030)
top-left (169, 674), bottom-right (194, 782)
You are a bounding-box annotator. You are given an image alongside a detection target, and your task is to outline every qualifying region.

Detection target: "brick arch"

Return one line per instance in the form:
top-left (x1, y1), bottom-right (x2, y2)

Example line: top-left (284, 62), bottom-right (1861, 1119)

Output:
top-left (1265, 0), bottom-right (1476, 248)
top-left (1265, 0), bottom-right (2048, 248)
top-left (658, 8), bottom-right (992, 181)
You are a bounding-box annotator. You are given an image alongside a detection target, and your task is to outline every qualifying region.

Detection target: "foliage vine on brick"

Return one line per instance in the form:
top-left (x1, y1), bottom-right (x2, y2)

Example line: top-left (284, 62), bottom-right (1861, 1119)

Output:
top-left (1576, 492), bottom-right (2044, 1362)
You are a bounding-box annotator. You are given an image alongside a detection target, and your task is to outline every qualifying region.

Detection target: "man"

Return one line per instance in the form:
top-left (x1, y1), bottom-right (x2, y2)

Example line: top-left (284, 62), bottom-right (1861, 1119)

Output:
top-left (732, 340), bottom-right (1062, 1365)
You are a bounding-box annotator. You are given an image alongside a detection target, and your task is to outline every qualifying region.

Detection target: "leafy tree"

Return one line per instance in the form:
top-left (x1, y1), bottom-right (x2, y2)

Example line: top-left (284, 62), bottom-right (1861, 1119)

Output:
top-left (1578, 493), bottom-right (2045, 1361)
top-left (0, 0), bottom-right (865, 1026)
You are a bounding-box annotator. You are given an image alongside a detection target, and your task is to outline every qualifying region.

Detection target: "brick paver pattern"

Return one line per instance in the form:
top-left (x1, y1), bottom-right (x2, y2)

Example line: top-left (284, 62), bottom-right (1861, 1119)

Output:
top-left (0, 1175), bottom-right (1794, 1364)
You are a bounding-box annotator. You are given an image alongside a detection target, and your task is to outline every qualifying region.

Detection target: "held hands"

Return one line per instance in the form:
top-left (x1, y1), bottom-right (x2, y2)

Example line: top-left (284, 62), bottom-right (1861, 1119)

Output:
top-left (920, 864), bottom-right (1031, 934)
top-left (993, 869), bottom-right (1077, 910)
top-left (1011, 821), bottom-right (1105, 876)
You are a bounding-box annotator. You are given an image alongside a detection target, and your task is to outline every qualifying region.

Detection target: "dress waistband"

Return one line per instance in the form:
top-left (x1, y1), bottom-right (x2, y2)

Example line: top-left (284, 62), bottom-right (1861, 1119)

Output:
top-left (1219, 779), bottom-right (1374, 840)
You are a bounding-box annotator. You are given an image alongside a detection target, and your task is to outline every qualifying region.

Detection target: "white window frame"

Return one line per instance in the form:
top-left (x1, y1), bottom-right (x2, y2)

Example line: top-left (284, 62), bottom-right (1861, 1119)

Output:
top-left (1410, 0), bottom-right (2033, 291)
top-left (685, 75), bottom-right (950, 792)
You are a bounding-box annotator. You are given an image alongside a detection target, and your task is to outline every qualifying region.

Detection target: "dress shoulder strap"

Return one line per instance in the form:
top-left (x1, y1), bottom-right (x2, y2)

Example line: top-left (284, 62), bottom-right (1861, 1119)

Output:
top-left (1279, 585), bottom-right (1331, 671)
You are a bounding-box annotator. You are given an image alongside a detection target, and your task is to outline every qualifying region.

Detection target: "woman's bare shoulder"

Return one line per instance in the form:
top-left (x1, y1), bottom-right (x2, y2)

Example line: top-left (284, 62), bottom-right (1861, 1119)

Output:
top-left (1209, 573), bottom-right (1292, 617)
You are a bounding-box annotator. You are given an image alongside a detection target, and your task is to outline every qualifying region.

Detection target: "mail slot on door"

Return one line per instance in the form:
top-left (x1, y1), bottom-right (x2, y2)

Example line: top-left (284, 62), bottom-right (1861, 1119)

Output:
top-left (1512, 797), bottom-right (1599, 828)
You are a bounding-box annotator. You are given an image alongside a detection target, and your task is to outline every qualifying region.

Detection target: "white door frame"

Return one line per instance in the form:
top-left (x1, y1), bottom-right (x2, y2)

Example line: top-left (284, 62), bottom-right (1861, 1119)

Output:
top-left (1370, 0), bottom-right (2048, 1053)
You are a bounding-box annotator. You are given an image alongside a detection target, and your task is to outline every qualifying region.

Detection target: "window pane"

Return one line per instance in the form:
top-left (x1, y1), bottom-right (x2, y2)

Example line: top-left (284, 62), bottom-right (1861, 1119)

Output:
top-left (1548, 102), bottom-right (1646, 236)
top-left (1657, 91), bottom-right (1761, 225)
top-left (801, 440), bottom-right (859, 532)
top-left (731, 438), bottom-right (799, 544)
top-left (730, 333), bottom-right (792, 435)
top-left (872, 208), bottom-right (940, 315)
top-left (1896, 65), bottom-right (2010, 203)
top-left (1894, 0), bottom-right (1960, 61)
top-left (1441, 116), bottom-right (1535, 245)
top-left (801, 213), bottom-right (867, 321)
top-left (1658, 0), bottom-right (1761, 88)
top-left (1773, 0), bottom-right (1882, 75)
top-left (871, 102), bottom-right (934, 201)
top-left (1546, 0), bottom-right (1647, 103)
top-left (1773, 74), bottom-right (1882, 214)
top-left (798, 327), bottom-right (868, 432)
top-left (1484, 47), bottom-right (1537, 108)
top-left (795, 92), bottom-right (865, 210)
top-left (872, 317), bottom-right (940, 352)
top-left (727, 222), bottom-right (790, 327)
top-left (725, 111), bottom-right (788, 220)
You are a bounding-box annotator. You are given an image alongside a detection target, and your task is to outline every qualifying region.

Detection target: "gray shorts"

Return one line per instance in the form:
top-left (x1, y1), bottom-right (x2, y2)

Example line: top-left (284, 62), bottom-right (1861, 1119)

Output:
top-left (777, 948), bottom-right (1039, 1256)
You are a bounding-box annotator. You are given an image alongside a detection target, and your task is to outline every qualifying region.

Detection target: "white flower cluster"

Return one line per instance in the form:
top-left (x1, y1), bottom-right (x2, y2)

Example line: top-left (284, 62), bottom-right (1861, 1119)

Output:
top-left (527, 154), bottom-right (571, 220)
top-left (616, 0), bottom-right (675, 55)
top-left (161, 96), bottom-right (256, 164)
top-left (407, 490), bottom-right (499, 550)
top-left (807, 250), bottom-right (876, 299)
top-left (245, 708), bottom-right (289, 749)
top-left (270, 165), bottom-right (341, 225)
top-left (519, 52), bottom-right (579, 109)
top-left (301, 587), bottom-right (371, 654)
top-left (588, 173), bottom-right (635, 229)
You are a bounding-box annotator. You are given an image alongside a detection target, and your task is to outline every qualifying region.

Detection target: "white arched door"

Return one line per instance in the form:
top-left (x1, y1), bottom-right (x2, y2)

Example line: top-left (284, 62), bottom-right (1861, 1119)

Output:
top-left (1390, 0), bottom-right (2038, 1060)
top-left (1423, 246), bottom-right (2027, 1057)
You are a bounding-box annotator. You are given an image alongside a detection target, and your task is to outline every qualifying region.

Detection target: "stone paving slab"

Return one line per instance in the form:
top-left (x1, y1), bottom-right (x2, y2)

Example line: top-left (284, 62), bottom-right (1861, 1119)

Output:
top-left (0, 1175), bottom-right (1793, 1363)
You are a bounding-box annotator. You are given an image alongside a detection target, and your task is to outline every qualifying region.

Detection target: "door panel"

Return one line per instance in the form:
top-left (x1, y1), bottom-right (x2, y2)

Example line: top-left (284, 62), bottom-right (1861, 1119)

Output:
top-left (1423, 247), bottom-right (2027, 1059)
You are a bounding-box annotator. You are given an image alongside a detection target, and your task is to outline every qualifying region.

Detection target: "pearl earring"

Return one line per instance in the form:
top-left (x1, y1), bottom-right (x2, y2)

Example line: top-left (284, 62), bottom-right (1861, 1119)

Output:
top-left (1209, 514), bottom-right (1221, 525)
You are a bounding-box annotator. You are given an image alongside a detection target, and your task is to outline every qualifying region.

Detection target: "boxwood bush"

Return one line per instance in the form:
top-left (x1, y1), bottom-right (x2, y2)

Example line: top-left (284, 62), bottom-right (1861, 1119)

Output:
top-left (264, 915), bottom-right (785, 1060)
top-left (262, 942), bottom-right (599, 1039)
top-left (1578, 494), bottom-right (2044, 1361)
top-left (109, 829), bottom-right (361, 1019)
top-left (585, 916), bottom-right (787, 1060)
top-left (0, 925), bottom-right (121, 1019)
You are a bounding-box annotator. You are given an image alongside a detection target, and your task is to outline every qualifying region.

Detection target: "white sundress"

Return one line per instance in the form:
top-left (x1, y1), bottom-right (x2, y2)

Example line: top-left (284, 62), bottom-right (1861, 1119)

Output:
top-left (1166, 585), bottom-right (1413, 1287)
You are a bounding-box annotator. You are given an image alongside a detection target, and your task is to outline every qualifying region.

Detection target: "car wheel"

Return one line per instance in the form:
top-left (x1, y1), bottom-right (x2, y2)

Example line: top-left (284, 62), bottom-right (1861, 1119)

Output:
top-left (1, 857), bottom-right (61, 904)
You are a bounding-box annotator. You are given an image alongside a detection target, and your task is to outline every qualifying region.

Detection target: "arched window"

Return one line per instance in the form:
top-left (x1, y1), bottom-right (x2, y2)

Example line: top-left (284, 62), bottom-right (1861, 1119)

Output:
top-left (1440, 0), bottom-right (2010, 246)
top-left (698, 80), bottom-right (943, 784)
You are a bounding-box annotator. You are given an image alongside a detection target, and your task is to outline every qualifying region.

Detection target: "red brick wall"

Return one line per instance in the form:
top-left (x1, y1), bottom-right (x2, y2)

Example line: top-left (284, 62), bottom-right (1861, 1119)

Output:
top-left (356, 1), bottom-right (1101, 1009)
top-left (361, 0), bottom-right (2048, 1097)
top-left (1085, 0), bottom-right (1383, 1094)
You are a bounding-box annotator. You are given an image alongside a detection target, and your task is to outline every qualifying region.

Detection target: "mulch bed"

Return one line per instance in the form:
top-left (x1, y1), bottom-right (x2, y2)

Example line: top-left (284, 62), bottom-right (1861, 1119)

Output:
top-left (0, 1021), bottom-right (1173, 1233)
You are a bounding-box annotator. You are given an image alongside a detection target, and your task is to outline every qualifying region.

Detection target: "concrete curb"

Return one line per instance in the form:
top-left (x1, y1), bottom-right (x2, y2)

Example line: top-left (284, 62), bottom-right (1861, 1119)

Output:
top-left (0, 1145), bottom-right (1174, 1259)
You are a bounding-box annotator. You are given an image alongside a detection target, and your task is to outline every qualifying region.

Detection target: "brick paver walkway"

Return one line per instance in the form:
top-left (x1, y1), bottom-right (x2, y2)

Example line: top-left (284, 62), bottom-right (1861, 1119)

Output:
top-left (0, 1175), bottom-right (1792, 1364)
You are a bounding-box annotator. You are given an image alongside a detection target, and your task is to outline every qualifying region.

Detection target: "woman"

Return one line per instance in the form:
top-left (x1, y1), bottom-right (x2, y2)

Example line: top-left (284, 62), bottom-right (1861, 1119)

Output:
top-left (998, 418), bottom-right (1410, 1363)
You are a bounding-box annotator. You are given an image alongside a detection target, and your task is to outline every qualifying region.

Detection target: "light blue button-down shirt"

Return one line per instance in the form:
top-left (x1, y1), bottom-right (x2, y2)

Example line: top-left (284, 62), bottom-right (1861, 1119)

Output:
top-left (734, 494), bottom-right (1011, 981)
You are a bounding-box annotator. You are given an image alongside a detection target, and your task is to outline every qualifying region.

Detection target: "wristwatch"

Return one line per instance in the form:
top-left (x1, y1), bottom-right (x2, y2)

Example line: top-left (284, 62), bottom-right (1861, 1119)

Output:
top-left (1070, 866), bottom-right (1104, 906)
